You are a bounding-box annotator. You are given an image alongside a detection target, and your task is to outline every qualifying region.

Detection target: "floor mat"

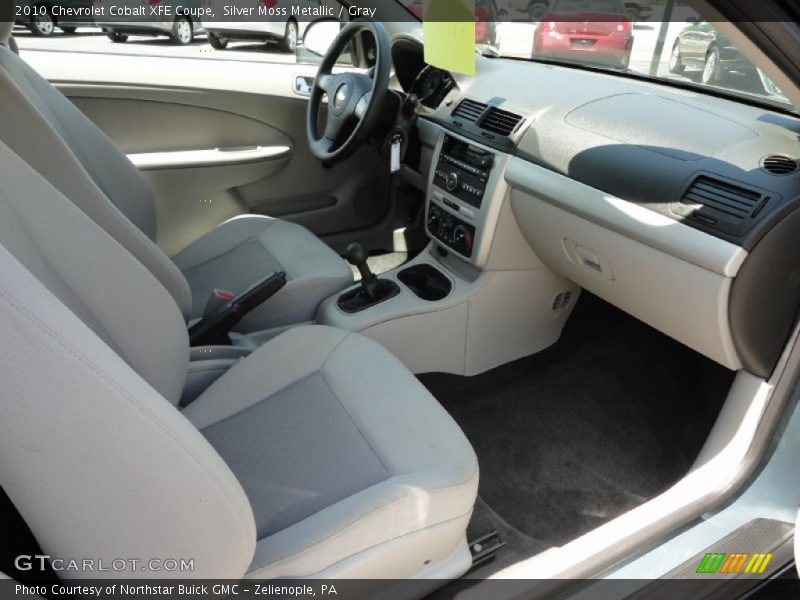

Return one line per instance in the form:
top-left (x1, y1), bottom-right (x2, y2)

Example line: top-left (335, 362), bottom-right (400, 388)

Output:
top-left (419, 293), bottom-right (734, 572)
top-left (349, 251), bottom-right (408, 280)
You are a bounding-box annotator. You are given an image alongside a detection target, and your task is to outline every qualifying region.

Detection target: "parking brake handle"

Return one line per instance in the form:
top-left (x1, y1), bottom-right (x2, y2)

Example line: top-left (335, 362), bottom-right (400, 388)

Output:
top-left (188, 271), bottom-right (287, 346)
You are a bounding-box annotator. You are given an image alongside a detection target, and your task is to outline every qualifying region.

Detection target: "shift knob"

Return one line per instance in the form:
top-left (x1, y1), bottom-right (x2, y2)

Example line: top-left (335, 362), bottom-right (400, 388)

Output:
top-left (345, 242), bottom-right (375, 283)
top-left (345, 242), bottom-right (369, 266)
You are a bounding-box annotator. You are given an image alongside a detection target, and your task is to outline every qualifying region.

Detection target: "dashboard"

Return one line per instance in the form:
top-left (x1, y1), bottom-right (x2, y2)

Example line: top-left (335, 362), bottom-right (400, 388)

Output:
top-left (391, 35), bottom-right (800, 380)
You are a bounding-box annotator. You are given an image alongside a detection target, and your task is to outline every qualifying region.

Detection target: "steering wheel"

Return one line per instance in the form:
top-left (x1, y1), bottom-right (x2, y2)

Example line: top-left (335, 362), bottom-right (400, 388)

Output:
top-left (307, 19), bottom-right (392, 165)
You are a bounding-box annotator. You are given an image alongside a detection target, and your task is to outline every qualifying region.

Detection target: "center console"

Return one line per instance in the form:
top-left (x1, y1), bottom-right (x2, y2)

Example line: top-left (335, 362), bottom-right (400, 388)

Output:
top-left (315, 126), bottom-right (578, 378)
top-left (427, 134), bottom-right (502, 267)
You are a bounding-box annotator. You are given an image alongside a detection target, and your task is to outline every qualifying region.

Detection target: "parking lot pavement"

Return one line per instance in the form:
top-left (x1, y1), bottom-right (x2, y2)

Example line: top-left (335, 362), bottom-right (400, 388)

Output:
top-left (14, 27), bottom-right (300, 64)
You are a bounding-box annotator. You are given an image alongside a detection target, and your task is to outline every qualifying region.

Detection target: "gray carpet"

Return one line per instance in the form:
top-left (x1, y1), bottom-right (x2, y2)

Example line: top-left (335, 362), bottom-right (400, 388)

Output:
top-left (349, 251), bottom-right (408, 280)
top-left (419, 293), bottom-right (734, 575)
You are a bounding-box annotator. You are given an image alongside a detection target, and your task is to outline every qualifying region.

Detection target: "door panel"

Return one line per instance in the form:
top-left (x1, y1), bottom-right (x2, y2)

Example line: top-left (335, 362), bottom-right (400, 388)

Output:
top-left (31, 52), bottom-right (391, 258)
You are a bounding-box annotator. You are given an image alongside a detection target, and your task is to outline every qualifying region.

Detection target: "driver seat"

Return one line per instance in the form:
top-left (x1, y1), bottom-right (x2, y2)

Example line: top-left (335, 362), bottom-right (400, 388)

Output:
top-left (0, 20), bottom-right (353, 331)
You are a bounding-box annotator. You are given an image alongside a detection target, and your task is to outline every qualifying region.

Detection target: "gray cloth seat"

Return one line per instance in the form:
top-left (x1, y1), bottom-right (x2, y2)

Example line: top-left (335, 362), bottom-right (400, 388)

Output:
top-left (173, 215), bottom-right (354, 330)
top-left (185, 325), bottom-right (479, 578)
top-left (0, 138), bottom-right (479, 580)
top-left (0, 24), bottom-right (352, 330)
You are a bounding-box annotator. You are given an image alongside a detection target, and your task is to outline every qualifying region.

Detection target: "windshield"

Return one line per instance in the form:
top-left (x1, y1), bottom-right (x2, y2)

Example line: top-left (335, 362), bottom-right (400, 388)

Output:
top-left (398, 0), bottom-right (794, 112)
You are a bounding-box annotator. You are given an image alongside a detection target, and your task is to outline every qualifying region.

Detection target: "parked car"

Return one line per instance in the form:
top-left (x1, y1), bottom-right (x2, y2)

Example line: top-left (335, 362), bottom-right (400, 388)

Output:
top-left (669, 20), bottom-right (756, 85)
top-left (532, 0), bottom-right (633, 69)
top-left (404, 0), bottom-right (498, 46)
top-left (15, 0), bottom-right (94, 36)
top-left (203, 0), bottom-right (320, 52)
top-left (496, 0), bottom-right (651, 21)
top-left (95, 0), bottom-right (205, 45)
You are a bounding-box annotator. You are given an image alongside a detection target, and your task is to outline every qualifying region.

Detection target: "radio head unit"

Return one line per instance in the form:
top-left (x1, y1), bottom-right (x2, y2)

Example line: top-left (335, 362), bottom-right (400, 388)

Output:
top-left (433, 135), bottom-right (494, 208)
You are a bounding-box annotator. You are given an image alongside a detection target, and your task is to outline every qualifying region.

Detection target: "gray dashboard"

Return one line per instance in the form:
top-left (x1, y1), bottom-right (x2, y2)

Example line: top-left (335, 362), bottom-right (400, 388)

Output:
top-left (396, 44), bottom-right (800, 379)
top-left (428, 56), bottom-right (800, 250)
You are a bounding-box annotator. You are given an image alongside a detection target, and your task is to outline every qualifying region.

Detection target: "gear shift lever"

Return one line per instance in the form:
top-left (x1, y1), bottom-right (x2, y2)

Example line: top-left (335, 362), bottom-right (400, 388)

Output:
top-left (345, 243), bottom-right (377, 293)
top-left (338, 242), bottom-right (400, 313)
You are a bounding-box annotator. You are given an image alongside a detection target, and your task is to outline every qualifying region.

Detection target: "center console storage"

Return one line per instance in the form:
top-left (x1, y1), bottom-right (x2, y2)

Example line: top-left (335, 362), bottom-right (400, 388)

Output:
top-left (315, 128), bottom-right (579, 378)
top-left (397, 264), bottom-right (452, 301)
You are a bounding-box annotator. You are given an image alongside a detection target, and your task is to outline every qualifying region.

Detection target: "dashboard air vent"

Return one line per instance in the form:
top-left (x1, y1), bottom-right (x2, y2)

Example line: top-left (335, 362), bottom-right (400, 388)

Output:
top-left (761, 155), bottom-right (798, 176)
top-left (480, 107), bottom-right (524, 136)
top-left (680, 176), bottom-right (766, 224)
top-left (452, 99), bottom-right (487, 123)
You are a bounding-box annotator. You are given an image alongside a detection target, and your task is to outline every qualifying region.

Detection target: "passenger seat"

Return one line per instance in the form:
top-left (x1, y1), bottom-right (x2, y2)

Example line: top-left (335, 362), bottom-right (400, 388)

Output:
top-left (0, 139), bottom-right (478, 583)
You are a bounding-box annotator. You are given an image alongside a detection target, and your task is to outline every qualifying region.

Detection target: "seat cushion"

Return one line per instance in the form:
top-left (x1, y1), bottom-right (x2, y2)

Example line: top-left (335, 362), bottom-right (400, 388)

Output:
top-left (172, 216), bottom-right (352, 331)
top-left (182, 326), bottom-right (479, 578)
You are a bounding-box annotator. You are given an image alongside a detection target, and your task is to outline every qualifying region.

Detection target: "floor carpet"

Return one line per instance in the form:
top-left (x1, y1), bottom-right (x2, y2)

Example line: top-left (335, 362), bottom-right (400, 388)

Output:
top-left (419, 293), bottom-right (735, 574)
top-left (349, 251), bottom-right (408, 280)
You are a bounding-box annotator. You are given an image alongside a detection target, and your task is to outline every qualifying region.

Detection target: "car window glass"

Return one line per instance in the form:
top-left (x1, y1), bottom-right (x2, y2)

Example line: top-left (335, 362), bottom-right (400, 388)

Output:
top-left (13, 0), bottom-right (352, 68)
top-left (404, 0), bottom-right (793, 112)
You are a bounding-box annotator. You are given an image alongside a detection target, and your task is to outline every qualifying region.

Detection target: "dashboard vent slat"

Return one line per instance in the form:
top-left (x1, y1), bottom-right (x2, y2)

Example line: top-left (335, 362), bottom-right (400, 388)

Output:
top-left (480, 107), bottom-right (524, 136)
top-left (452, 99), bottom-right (487, 123)
top-left (761, 155), bottom-right (798, 176)
top-left (451, 99), bottom-right (524, 138)
top-left (680, 176), bottom-right (766, 223)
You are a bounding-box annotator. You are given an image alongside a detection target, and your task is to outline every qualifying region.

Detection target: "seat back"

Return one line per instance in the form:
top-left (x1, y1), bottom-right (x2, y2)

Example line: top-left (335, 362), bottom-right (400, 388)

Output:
top-left (0, 140), bottom-right (256, 578)
top-left (0, 14), bottom-right (191, 317)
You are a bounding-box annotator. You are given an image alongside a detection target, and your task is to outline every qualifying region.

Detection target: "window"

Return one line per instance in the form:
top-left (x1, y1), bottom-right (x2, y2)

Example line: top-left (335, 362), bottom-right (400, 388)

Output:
top-left (13, 0), bottom-right (349, 67)
top-left (398, 0), bottom-right (794, 113)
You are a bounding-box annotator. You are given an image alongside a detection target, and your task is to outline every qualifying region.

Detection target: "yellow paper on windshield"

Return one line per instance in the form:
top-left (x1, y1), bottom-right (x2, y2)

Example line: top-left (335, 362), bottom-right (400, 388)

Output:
top-left (422, 0), bottom-right (476, 76)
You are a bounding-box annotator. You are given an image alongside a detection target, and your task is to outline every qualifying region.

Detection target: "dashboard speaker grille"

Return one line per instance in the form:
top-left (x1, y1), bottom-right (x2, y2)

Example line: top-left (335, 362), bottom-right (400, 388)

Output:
top-left (761, 155), bottom-right (798, 176)
top-left (552, 291), bottom-right (573, 311)
top-left (481, 107), bottom-right (523, 136)
top-left (680, 176), bottom-right (766, 223)
top-left (452, 99), bottom-right (487, 123)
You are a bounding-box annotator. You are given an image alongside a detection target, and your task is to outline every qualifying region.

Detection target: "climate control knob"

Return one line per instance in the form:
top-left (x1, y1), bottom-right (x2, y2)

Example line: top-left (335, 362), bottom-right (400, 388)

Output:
top-left (427, 206), bottom-right (441, 232)
top-left (445, 172), bottom-right (460, 192)
top-left (452, 225), bottom-right (473, 256)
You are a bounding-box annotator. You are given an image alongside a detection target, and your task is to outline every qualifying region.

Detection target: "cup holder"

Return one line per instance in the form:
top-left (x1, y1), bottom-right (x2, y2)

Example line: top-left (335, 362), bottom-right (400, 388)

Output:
top-left (397, 264), bottom-right (452, 301)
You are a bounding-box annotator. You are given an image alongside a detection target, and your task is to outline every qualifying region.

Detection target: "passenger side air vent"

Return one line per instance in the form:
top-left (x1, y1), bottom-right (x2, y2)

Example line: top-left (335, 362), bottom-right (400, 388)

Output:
top-left (480, 107), bottom-right (524, 136)
top-left (678, 175), bottom-right (768, 229)
top-left (451, 99), bottom-right (487, 123)
top-left (761, 154), bottom-right (798, 176)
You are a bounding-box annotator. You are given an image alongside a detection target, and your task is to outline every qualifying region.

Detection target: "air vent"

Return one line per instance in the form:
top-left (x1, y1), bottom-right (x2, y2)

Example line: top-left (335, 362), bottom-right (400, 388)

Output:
top-left (761, 155), bottom-right (798, 176)
top-left (680, 176), bottom-right (766, 224)
top-left (451, 99), bottom-right (487, 123)
top-left (480, 107), bottom-right (524, 136)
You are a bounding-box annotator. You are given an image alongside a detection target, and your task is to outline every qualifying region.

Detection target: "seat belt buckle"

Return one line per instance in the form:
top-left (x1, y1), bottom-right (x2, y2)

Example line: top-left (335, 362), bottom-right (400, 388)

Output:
top-left (202, 288), bottom-right (236, 320)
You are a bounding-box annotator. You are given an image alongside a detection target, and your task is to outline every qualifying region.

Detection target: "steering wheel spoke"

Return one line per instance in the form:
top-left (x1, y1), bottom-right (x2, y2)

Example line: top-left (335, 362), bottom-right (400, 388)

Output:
top-left (317, 73), bottom-right (333, 92)
top-left (323, 114), bottom-right (345, 144)
top-left (354, 92), bottom-right (372, 120)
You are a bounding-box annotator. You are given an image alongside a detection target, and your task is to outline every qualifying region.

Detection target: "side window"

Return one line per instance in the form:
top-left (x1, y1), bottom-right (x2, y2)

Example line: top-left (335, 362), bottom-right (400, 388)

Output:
top-left (13, 0), bottom-right (350, 69)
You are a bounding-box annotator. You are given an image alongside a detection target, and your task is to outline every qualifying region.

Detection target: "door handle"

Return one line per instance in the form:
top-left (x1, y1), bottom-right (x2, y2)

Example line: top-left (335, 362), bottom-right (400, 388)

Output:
top-left (294, 75), bottom-right (315, 96)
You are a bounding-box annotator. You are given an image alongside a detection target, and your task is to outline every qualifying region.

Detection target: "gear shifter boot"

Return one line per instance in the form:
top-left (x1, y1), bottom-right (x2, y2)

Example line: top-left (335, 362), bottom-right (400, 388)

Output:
top-left (337, 278), bottom-right (400, 313)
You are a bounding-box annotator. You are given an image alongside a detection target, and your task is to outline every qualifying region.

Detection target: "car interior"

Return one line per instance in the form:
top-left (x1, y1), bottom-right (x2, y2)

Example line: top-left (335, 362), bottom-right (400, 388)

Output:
top-left (0, 0), bottom-right (799, 595)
